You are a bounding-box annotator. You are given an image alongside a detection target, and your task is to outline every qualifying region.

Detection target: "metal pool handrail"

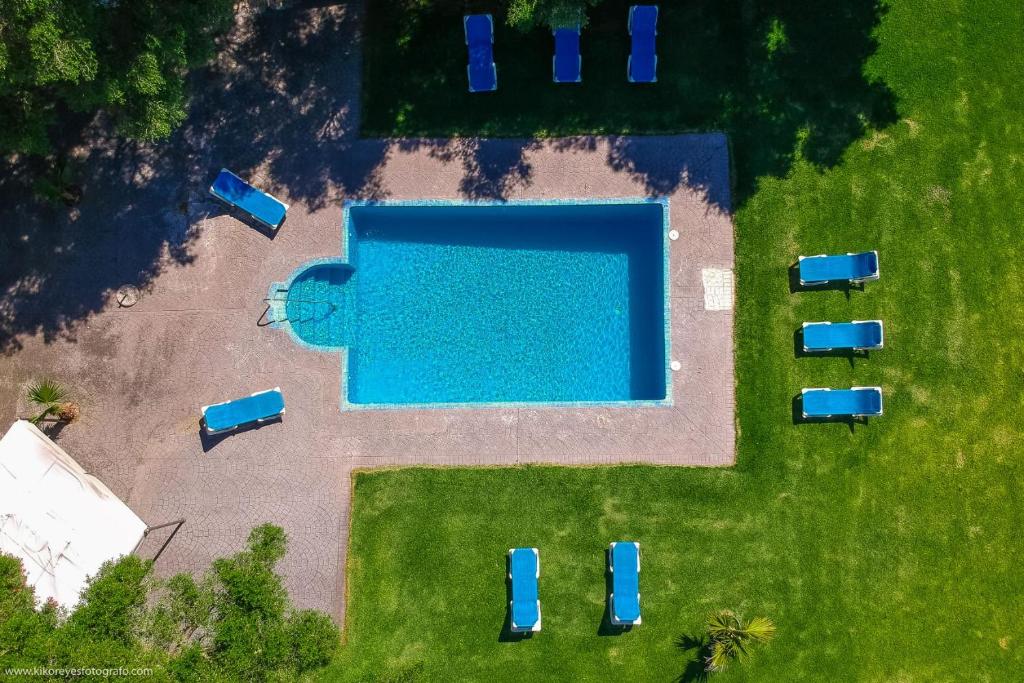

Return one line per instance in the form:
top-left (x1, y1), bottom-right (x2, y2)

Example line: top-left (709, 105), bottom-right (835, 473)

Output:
top-left (257, 290), bottom-right (338, 327)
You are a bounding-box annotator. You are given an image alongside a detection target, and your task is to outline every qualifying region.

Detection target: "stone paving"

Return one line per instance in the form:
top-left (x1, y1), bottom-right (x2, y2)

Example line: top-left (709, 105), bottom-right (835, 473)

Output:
top-left (0, 3), bottom-right (734, 624)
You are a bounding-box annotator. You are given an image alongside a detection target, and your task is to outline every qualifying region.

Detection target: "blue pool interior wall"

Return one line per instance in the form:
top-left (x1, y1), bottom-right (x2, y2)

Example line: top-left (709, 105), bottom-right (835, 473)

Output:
top-left (275, 199), bottom-right (671, 408)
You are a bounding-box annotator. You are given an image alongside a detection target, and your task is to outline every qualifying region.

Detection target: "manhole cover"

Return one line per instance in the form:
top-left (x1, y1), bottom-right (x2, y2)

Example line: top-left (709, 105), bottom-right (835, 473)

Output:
top-left (116, 285), bottom-right (140, 308)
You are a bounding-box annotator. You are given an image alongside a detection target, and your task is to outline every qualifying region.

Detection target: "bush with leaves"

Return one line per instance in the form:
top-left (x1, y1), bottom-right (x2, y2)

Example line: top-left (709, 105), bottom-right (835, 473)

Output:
top-left (0, 524), bottom-right (340, 681)
top-left (0, 0), bottom-right (235, 156)
top-left (506, 0), bottom-right (606, 31)
top-left (0, 554), bottom-right (60, 672)
top-left (704, 609), bottom-right (776, 673)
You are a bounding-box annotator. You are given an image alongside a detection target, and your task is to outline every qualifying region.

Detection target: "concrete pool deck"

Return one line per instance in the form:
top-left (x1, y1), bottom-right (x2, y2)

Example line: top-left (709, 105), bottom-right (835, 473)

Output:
top-left (0, 6), bottom-right (733, 624)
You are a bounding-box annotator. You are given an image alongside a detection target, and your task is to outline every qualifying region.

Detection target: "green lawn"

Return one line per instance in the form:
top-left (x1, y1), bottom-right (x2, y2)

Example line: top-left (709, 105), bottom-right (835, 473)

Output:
top-left (329, 0), bottom-right (1024, 679)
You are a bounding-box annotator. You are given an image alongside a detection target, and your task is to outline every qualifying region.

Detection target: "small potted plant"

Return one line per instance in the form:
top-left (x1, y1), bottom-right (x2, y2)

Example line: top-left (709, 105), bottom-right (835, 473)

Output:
top-left (26, 379), bottom-right (79, 425)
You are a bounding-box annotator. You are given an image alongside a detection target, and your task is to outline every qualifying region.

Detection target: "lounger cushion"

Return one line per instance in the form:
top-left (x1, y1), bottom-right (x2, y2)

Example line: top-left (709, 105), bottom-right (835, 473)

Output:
top-left (629, 6), bottom-right (658, 82)
top-left (553, 28), bottom-right (581, 83)
top-left (210, 170), bottom-right (287, 229)
top-left (510, 548), bottom-right (539, 629)
top-left (465, 14), bottom-right (492, 46)
top-left (799, 251), bottom-right (878, 284)
top-left (630, 5), bottom-right (659, 36)
top-left (468, 53), bottom-right (497, 92)
top-left (204, 390), bottom-right (285, 432)
top-left (465, 15), bottom-right (496, 92)
top-left (629, 49), bottom-right (657, 83)
top-left (804, 322), bottom-right (883, 350)
top-left (802, 388), bottom-right (882, 417)
top-left (611, 542), bottom-right (641, 623)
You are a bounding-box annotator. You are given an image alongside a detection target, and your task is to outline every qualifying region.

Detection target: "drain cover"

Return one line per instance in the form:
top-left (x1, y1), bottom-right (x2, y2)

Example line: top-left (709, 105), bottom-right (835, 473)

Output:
top-left (116, 285), bottom-right (140, 308)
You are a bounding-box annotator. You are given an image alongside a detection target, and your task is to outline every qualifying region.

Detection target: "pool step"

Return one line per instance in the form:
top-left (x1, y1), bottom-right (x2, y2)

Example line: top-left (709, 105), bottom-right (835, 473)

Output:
top-left (285, 265), bottom-right (356, 347)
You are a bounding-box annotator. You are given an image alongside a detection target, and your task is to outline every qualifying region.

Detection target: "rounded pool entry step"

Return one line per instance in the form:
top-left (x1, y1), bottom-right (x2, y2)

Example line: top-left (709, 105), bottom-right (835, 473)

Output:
top-left (282, 262), bottom-right (356, 348)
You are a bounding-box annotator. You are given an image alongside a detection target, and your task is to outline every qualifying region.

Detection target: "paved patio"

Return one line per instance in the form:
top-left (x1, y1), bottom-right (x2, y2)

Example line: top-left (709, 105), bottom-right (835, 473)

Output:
top-left (0, 4), bottom-right (733, 623)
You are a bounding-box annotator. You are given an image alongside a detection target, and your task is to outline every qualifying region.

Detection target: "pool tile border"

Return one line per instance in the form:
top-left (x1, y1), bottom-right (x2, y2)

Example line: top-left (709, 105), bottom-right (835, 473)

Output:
top-left (274, 197), bottom-right (675, 412)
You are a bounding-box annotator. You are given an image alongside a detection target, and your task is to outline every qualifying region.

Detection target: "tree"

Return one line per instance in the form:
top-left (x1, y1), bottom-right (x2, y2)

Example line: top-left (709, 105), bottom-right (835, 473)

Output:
top-left (704, 610), bottom-right (776, 673)
top-left (50, 555), bottom-right (163, 674)
top-left (206, 523), bottom-right (294, 678)
top-left (288, 610), bottom-right (341, 674)
top-left (152, 523), bottom-right (340, 681)
top-left (66, 555), bottom-right (150, 644)
top-left (0, 554), bottom-right (59, 672)
top-left (0, 524), bottom-right (341, 680)
top-left (506, 0), bottom-right (606, 31)
top-left (0, 0), bottom-right (234, 156)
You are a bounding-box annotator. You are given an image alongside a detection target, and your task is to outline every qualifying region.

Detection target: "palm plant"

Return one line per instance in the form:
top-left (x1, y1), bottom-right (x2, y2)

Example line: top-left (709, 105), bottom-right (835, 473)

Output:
top-left (705, 610), bottom-right (776, 673)
top-left (26, 380), bottom-right (70, 425)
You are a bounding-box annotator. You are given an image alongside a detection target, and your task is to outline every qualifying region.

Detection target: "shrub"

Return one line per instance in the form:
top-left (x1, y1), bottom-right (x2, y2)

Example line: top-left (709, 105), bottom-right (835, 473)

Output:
top-left (705, 610), bottom-right (776, 673)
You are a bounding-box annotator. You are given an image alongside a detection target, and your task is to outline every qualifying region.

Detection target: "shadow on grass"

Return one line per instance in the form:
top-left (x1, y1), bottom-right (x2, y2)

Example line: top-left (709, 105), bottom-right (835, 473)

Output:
top-left (788, 263), bottom-right (867, 297)
top-left (597, 548), bottom-right (631, 636)
top-left (675, 633), bottom-right (710, 683)
top-left (498, 552), bottom-right (533, 642)
top-left (362, 0), bottom-right (899, 206)
top-left (497, 609), bottom-right (532, 643)
top-left (793, 328), bottom-right (868, 367)
top-left (791, 394), bottom-right (871, 433)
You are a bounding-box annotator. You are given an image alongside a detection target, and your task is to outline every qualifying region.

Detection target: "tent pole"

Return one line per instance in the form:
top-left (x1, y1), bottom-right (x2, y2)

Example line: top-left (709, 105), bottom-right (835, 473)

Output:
top-left (132, 518), bottom-right (186, 562)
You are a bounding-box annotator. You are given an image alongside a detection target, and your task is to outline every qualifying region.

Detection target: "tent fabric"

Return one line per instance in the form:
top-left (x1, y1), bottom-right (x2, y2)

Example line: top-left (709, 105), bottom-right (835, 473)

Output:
top-left (0, 421), bottom-right (147, 608)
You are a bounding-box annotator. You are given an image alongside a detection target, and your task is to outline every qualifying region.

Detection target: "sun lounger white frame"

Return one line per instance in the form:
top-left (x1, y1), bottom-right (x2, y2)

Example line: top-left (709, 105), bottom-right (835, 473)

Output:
top-left (201, 387), bottom-right (286, 435)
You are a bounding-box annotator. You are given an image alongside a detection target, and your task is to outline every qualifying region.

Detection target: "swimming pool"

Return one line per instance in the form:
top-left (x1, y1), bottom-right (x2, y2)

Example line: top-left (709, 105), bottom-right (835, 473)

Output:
top-left (272, 199), bottom-right (671, 408)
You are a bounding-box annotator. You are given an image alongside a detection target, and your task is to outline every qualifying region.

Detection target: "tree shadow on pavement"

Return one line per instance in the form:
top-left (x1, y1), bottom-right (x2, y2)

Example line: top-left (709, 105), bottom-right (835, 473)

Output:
top-left (0, 0), bottom-right (898, 354)
top-left (0, 3), bottom-right (386, 355)
top-left (185, 2), bottom-right (388, 209)
top-left (0, 118), bottom-right (198, 354)
top-left (361, 0), bottom-right (899, 208)
top-left (395, 137), bottom-right (543, 200)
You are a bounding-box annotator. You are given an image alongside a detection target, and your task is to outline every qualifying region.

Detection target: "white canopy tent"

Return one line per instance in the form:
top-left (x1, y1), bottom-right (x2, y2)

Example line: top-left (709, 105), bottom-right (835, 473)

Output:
top-left (0, 420), bottom-right (148, 609)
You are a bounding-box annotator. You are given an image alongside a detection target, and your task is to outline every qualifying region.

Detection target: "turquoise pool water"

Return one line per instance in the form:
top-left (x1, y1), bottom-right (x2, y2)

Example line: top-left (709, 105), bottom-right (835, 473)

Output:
top-left (281, 200), bottom-right (669, 407)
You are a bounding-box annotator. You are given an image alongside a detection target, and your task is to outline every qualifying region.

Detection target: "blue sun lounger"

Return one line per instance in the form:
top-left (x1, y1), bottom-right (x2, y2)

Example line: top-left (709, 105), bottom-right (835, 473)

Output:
top-left (464, 14), bottom-right (497, 93)
top-left (798, 250), bottom-right (879, 285)
top-left (553, 26), bottom-right (582, 83)
top-left (802, 320), bottom-right (884, 352)
top-left (609, 541), bottom-right (641, 625)
top-left (209, 169), bottom-right (288, 231)
top-left (202, 388), bottom-right (285, 434)
top-left (628, 5), bottom-right (658, 83)
top-left (801, 387), bottom-right (883, 418)
top-left (509, 547), bottom-right (541, 632)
